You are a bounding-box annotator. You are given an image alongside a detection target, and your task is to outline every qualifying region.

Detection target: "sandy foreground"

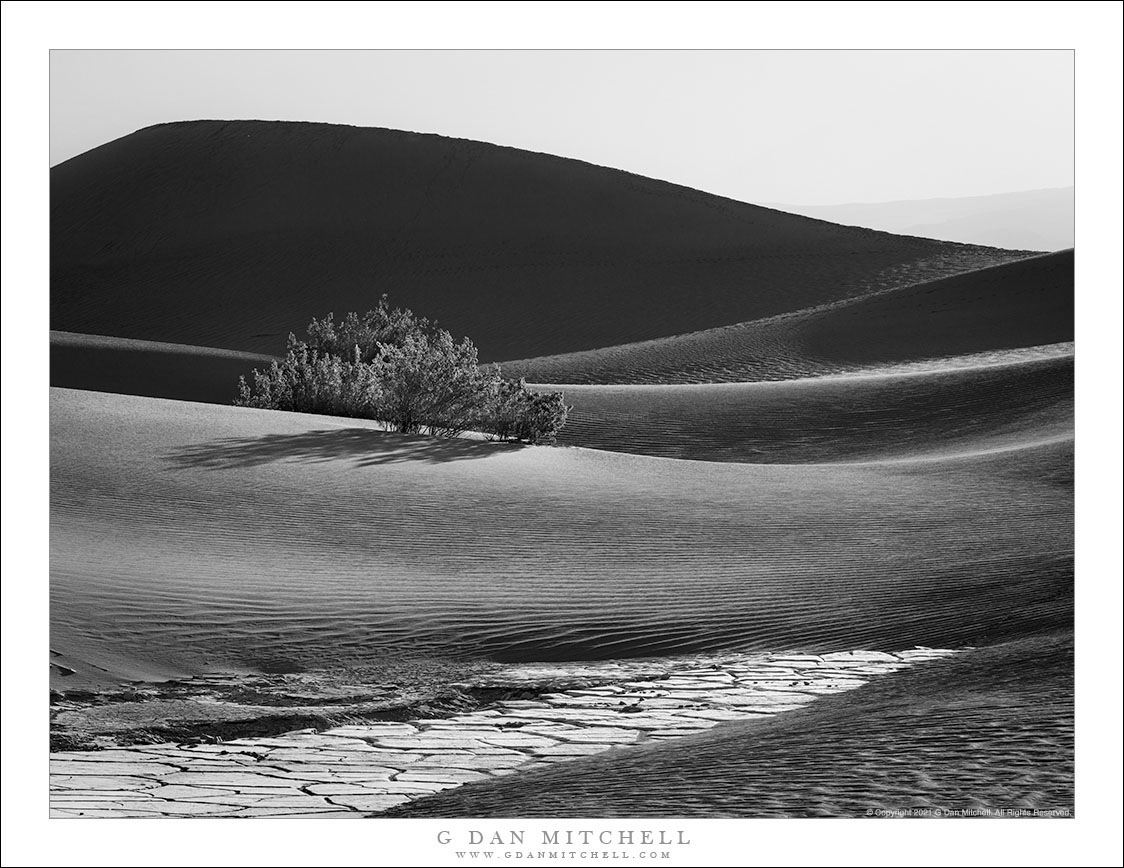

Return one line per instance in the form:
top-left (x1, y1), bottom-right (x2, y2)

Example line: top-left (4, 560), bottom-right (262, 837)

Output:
top-left (52, 647), bottom-right (965, 818)
top-left (49, 380), bottom-right (1073, 816)
top-left (393, 633), bottom-right (1074, 818)
top-left (51, 387), bottom-right (1071, 686)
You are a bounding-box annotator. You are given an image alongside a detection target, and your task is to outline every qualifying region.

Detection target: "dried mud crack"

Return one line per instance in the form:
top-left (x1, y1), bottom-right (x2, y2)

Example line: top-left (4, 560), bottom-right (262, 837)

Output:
top-left (51, 648), bottom-right (959, 818)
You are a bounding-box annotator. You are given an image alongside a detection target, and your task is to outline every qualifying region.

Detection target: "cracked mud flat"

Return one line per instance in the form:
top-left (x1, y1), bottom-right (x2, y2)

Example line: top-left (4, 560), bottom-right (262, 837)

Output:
top-left (392, 632), bottom-right (1073, 818)
top-left (51, 647), bottom-right (957, 818)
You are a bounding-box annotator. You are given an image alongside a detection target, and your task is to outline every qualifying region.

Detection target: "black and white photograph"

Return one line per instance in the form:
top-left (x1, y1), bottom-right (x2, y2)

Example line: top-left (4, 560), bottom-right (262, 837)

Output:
top-left (2, 3), bottom-right (1122, 866)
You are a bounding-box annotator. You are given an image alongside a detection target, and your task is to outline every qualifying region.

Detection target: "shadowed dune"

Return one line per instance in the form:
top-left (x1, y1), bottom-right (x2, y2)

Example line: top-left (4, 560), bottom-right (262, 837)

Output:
top-left (51, 120), bottom-right (1032, 361)
top-left (52, 388), bottom-right (1071, 689)
top-left (505, 250), bottom-right (1074, 384)
top-left (387, 632), bottom-right (1073, 818)
top-left (50, 331), bottom-right (269, 404)
top-left (49, 337), bottom-right (1074, 466)
top-left (554, 349), bottom-right (1073, 463)
top-left (798, 249), bottom-right (1073, 368)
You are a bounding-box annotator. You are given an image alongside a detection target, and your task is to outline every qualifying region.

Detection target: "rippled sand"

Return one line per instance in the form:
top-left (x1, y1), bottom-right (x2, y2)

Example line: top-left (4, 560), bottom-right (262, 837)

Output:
top-left (389, 633), bottom-right (1074, 818)
top-left (48, 120), bottom-right (1073, 820)
top-left (506, 251), bottom-right (1072, 384)
top-left (554, 350), bottom-right (1072, 463)
top-left (51, 388), bottom-right (1071, 688)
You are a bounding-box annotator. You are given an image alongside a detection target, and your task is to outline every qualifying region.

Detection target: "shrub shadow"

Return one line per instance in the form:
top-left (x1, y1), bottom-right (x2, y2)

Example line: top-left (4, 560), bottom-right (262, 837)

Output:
top-left (166, 427), bottom-right (525, 470)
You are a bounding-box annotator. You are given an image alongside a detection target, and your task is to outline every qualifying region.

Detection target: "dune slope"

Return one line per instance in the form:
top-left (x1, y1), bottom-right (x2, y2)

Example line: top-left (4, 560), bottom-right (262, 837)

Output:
top-left (506, 250), bottom-right (1073, 384)
top-left (554, 349), bottom-right (1073, 463)
top-left (48, 338), bottom-right (1074, 466)
top-left (52, 388), bottom-right (1071, 689)
top-left (388, 632), bottom-right (1073, 818)
top-left (51, 120), bottom-right (1031, 360)
top-left (50, 331), bottom-right (269, 405)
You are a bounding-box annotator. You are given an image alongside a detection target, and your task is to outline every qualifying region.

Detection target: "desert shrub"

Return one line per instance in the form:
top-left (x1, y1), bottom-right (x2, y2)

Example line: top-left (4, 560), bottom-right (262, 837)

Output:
top-left (371, 331), bottom-right (493, 436)
top-left (303, 295), bottom-right (436, 364)
top-left (484, 376), bottom-right (569, 444)
top-left (236, 299), bottom-right (569, 443)
top-left (236, 345), bottom-right (383, 418)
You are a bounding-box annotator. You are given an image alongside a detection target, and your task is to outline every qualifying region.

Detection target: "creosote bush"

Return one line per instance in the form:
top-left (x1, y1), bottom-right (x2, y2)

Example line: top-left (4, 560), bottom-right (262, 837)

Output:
top-left (236, 296), bottom-right (570, 444)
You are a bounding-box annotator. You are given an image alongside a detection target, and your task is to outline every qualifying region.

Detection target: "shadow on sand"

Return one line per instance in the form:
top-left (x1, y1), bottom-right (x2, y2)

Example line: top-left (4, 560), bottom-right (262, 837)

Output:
top-left (166, 427), bottom-right (525, 470)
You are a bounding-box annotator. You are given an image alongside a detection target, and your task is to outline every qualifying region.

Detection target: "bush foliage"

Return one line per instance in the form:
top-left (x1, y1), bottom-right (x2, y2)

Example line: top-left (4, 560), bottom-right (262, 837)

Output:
top-left (236, 296), bottom-right (570, 444)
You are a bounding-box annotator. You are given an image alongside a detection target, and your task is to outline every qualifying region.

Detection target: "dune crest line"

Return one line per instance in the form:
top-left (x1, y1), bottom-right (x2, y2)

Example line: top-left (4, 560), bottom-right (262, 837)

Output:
top-left (506, 250), bottom-right (1072, 385)
top-left (53, 120), bottom-right (1035, 361)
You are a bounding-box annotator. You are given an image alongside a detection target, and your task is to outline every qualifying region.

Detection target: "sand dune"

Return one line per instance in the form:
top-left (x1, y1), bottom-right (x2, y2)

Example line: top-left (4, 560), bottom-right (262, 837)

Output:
top-left (47, 118), bottom-right (1074, 819)
top-left (50, 331), bottom-right (269, 405)
top-left (388, 631), bottom-right (1073, 818)
top-left (51, 120), bottom-right (1032, 361)
top-left (554, 349), bottom-right (1073, 463)
top-left (49, 336), bottom-right (1073, 466)
top-left (52, 387), bottom-right (1071, 690)
top-left (506, 250), bottom-right (1074, 384)
top-left (796, 249), bottom-right (1072, 369)
top-left (49, 249), bottom-right (1073, 437)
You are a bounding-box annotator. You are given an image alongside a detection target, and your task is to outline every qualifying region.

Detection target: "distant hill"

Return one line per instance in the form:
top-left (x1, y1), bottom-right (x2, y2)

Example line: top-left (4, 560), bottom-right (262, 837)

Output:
top-left (769, 187), bottom-right (1074, 252)
top-left (51, 120), bottom-right (1032, 361)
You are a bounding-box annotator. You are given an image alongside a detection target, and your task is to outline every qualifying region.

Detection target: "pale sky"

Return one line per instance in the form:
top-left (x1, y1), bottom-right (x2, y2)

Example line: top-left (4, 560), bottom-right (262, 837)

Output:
top-left (51, 49), bottom-right (1073, 206)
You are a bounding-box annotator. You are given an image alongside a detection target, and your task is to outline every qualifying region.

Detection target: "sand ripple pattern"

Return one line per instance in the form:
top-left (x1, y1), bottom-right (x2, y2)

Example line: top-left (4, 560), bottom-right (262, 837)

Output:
top-left (552, 351), bottom-right (1073, 463)
top-left (50, 389), bottom-right (1071, 683)
top-left (505, 251), bottom-right (1071, 385)
top-left (51, 647), bottom-right (955, 818)
top-left (393, 633), bottom-right (1073, 818)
